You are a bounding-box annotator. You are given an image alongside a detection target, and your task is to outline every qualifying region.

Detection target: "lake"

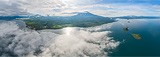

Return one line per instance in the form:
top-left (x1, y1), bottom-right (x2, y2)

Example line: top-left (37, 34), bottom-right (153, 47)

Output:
top-left (0, 19), bottom-right (160, 57)
top-left (109, 19), bottom-right (160, 56)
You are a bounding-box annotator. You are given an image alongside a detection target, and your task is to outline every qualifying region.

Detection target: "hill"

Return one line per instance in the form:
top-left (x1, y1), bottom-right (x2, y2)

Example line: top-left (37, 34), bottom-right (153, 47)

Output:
top-left (22, 12), bottom-right (115, 30)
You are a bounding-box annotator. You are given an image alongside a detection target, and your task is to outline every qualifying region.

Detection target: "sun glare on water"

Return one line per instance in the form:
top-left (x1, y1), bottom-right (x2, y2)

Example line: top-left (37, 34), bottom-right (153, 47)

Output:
top-left (63, 27), bottom-right (74, 35)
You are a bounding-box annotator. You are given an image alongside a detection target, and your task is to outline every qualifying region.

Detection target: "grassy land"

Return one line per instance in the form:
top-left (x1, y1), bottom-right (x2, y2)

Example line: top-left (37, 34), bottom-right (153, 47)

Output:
top-left (20, 15), bottom-right (115, 30)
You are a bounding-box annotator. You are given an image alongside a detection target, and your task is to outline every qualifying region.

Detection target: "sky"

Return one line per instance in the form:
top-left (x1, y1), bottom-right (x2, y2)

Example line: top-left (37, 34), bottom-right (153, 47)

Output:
top-left (0, 0), bottom-right (160, 17)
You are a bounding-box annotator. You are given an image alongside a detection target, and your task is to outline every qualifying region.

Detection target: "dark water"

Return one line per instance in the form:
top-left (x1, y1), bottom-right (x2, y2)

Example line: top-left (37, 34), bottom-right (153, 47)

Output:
top-left (109, 19), bottom-right (160, 56)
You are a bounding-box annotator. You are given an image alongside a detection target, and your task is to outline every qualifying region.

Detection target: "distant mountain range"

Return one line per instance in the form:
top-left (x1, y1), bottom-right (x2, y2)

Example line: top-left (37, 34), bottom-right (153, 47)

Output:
top-left (113, 15), bottom-right (160, 19)
top-left (0, 12), bottom-right (160, 20)
top-left (1, 12), bottom-right (159, 30)
top-left (17, 12), bottom-right (115, 30)
top-left (0, 16), bottom-right (28, 20)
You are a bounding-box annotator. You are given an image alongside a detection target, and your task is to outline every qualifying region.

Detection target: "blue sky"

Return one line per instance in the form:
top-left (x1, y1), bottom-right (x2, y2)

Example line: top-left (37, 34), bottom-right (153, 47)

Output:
top-left (99, 0), bottom-right (160, 5)
top-left (0, 0), bottom-right (160, 17)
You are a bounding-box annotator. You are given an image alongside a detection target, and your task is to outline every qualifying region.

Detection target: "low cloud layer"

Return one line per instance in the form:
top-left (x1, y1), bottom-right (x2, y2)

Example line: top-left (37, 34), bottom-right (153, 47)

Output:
top-left (0, 21), bottom-right (120, 57)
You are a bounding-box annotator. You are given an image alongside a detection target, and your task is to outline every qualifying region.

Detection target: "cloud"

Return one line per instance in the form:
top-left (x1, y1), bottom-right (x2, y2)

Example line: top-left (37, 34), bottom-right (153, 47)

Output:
top-left (0, 0), bottom-right (29, 16)
top-left (0, 20), bottom-right (120, 57)
top-left (0, 0), bottom-right (102, 16)
top-left (0, 0), bottom-right (159, 16)
top-left (84, 4), bottom-right (160, 17)
top-left (60, 0), bottom-right (101, 5)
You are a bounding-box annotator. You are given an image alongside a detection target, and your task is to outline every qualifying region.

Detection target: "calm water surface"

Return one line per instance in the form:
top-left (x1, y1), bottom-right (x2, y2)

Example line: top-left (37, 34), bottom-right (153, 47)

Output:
top-left (109, 19), bottom-right (160, 56)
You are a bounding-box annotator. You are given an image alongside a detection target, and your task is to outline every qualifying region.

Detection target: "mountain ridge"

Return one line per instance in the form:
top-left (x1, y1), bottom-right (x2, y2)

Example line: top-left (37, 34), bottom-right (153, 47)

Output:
top-left (113, 15), bottom-right (160, 19)
top-left (0, 12), bottom-right (160, 20)
top-left (20, 12), bottom-right (115, 30)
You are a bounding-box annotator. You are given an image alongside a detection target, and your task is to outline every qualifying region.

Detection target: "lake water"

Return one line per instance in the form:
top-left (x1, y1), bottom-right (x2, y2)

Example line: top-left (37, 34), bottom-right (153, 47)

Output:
top-left (109, 19), bottom-right (160, 56)
top-left (0, 19), bottom-right (160, 57)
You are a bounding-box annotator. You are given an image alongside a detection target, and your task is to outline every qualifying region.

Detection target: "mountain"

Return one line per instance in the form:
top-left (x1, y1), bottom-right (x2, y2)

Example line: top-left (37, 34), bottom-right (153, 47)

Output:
top-left (70, 11), bottom-right (111, 20)
top-left (73, 11), bottom-right (98, 17)
top-left (114, 16), bottom-right (160, 19)
top-left (21, 12), bottom-right (115, 30)
top-left (0, 16), bottom-right (28, 20)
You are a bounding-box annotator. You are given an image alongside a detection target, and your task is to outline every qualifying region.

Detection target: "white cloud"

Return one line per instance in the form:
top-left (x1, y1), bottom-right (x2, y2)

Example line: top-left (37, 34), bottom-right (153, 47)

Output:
top-left (0, 0), bottom-right (102, 16)
top-left (86, 4), bottom-right (160, 17)
top-left (0, 20), bottom-right (120, 57)
top-left (0, 0), bottom-right (29, 16)
top-left (49, 3), bottom-right (160, 17)
top-left (0, 0), bottom-right (159, 16)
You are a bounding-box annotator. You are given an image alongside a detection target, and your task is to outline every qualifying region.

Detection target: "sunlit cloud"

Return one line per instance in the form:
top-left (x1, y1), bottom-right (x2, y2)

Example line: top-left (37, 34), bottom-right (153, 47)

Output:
top-left (0, 20), bottom-right (120, 57)
top-left (0, 0), bottom-right (159, 17)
